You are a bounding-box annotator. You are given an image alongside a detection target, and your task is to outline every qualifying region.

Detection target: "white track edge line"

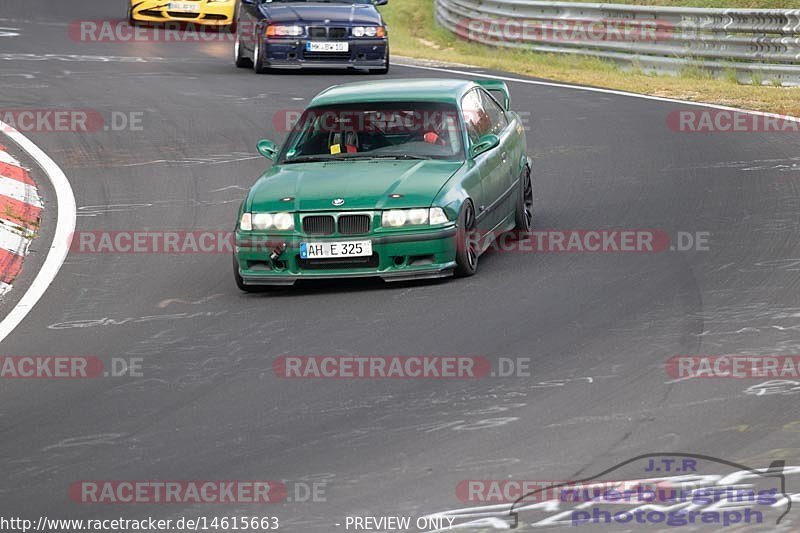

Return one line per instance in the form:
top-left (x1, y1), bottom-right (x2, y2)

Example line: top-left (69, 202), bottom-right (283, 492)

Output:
top-left (396, 62), bottom-right (800, 123)
top-left (0, 122), bottom-right (76, 343)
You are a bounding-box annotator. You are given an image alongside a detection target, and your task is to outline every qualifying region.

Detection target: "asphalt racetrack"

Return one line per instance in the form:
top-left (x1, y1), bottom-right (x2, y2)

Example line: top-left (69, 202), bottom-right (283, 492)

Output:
top-left (0, 1), bottom-right (799, 531)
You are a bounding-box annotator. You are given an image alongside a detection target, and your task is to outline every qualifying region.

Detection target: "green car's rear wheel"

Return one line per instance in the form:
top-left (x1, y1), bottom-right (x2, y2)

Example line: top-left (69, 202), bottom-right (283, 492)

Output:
top-left (454, 201), bottom-right (478, 277)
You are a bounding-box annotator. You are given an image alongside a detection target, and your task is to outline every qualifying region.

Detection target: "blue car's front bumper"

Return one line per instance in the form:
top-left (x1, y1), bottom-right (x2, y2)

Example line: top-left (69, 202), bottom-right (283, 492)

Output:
top-left (260, 38), bottom-right (388, 69)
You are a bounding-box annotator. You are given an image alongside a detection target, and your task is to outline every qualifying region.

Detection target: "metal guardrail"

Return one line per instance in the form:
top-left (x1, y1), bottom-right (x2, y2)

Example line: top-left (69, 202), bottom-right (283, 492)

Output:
top-left (435, 0), bottom-right (800, 85)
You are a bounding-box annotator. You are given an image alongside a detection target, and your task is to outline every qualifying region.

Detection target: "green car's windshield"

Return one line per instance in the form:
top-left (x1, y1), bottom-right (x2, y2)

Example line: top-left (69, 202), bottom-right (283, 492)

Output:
top-left (279, 102), bottom-right (465, 164)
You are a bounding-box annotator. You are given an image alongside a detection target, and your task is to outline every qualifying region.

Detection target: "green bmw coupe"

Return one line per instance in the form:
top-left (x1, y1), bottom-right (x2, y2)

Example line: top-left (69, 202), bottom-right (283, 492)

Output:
top-left (234, 78), bottom-right (533, 290)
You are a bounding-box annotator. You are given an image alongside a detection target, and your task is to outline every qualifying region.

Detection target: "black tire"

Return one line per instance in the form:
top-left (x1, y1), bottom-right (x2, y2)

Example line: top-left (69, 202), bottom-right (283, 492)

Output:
top-left (253, 38), bottom-right (269, 74)
top-left (513, 164), bottom-right (533, 235)
top-left (233, 253), bottom-right (257, 292)
top-left (370, 47), bottom-right (390, 74)
top-left (454, 201), bottom-right (479, 277)
top-left (234, 31), bottom-right (253, 68)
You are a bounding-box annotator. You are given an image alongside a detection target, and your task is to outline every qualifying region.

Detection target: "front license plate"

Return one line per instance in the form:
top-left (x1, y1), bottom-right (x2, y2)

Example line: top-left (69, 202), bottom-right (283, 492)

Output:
top-left (306, 41), bottom-right (349, 52)
top-left (169, 2), bottom-right (200, 12)
top-left (300, 240), bottom-right (372, 259)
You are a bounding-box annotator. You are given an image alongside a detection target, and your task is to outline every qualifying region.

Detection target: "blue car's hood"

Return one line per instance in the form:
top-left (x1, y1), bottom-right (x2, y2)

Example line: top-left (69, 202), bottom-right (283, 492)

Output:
top-left (261, 3), bottom-right (382, 25)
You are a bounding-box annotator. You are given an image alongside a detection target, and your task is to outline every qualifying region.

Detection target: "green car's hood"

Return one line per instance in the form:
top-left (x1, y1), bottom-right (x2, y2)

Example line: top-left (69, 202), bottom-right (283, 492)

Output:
top-left (248, 159), bottom-right (464, 212)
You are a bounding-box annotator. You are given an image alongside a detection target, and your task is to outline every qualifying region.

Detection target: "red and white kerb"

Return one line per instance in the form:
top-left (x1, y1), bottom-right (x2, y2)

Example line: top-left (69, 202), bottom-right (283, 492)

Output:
top-left (0, 145), bottom-right (42, 297)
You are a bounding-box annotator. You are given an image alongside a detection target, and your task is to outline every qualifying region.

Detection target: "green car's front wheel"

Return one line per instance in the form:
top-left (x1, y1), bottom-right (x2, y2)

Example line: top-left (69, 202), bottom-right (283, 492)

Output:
top-left (454, 202), bottom-right (478, 277)
top-left (514, 165), bottom-right (534, 234)
top-left (233, 253), bottom-right (256, 292)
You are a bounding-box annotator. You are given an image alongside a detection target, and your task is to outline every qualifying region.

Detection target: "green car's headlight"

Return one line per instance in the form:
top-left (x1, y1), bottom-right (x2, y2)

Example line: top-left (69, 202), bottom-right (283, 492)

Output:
top-left (240, 213), bottom-right (252, 231)
top-left (240, 212), bottom-right (295, 231)
top-left (273, 213), bottom-right (295, 230)
top-left (382, 208), bottom-right (449, 228)
top-left (429, 207), bottom-right (449, 225)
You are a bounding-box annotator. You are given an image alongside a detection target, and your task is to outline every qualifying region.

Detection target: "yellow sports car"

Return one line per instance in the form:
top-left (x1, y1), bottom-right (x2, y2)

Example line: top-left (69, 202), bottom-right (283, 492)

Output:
top-left (129, 0), bottom-right (236, 28)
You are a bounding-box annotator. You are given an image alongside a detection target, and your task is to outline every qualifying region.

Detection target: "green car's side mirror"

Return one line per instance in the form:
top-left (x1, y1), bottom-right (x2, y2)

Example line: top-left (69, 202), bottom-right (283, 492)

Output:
top-left (257, 139), bottom-right (278, 160)
top-left (470, 133), bottom-right (500, 158)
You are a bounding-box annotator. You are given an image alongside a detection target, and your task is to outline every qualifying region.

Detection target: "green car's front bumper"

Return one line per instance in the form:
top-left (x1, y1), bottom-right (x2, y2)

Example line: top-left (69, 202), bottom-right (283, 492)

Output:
top-left (235, 226), bottom-right (458, 286)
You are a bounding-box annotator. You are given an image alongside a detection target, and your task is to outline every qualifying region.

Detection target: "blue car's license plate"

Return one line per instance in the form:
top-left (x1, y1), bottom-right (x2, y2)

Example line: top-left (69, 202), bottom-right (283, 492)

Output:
top-left (306, 42), bottom-right (349, 53)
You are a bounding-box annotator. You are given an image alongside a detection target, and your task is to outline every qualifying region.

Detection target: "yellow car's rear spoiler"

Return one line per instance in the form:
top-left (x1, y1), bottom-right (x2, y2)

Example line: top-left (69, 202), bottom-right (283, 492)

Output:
top-left (475, 80), bottom-right (510, 110)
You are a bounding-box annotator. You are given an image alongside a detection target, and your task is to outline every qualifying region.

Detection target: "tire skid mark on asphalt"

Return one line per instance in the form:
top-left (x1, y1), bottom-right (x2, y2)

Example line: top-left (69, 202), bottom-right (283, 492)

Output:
top-left (0, 147), bottom-right (41, 294)
top-left (41, 433), bottom-right (125, 452)
top-left (543, 395), bottom-right (736, 428)
top-left (156, 294), bottom-right (224, 308)
top-left (109, 153), bottom-right (261, 168)
top-left (46, 310), bottom-right (227, 330)
top-left (0, 17), bottom-right (68, 26)
top-left (0, 27), bottom-right (20, 38)
top-left (0, 53), bottom-right (212, 63)
top-left (0, 72), bottom-right (36, 79)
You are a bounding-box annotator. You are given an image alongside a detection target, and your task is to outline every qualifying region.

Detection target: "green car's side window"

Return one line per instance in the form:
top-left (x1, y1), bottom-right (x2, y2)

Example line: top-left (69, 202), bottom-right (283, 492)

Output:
top-left (479, 89), bottom-right (509, 136)
top-left (461, 89), bottom-right (492, 146)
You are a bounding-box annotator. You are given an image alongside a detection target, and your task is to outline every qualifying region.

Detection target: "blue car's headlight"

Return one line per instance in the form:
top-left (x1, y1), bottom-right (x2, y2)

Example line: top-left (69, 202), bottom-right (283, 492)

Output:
top-left (352, 26), bottom-right (386, 38)
top-left (266, 25), bottom-right (304, 38)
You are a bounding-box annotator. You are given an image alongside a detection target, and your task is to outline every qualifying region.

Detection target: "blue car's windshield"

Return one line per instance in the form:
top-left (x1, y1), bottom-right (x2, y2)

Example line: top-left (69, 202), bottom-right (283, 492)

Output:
top-left (279, 102), bottom-right (465, 163)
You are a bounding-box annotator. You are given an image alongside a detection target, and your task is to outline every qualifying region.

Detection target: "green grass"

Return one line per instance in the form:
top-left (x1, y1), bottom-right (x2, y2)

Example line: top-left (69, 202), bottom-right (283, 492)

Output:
top-left (381, 0), bottom-right (800, 116)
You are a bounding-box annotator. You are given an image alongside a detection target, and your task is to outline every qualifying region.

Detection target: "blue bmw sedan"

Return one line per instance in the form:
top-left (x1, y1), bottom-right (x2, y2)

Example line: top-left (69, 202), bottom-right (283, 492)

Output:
top-left (234, 0), bottom-right (389, 74)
